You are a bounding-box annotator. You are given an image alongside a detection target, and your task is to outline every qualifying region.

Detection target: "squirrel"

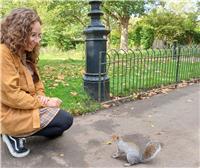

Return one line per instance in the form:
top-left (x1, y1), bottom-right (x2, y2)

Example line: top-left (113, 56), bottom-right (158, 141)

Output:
top-left (111, 135), bottom-right (161, 167)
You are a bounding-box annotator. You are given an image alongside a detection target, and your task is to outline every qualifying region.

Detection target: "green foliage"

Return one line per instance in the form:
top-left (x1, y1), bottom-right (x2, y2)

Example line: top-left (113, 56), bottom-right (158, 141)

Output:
top-left (140, 25), bottom-right (154, 49)
top-left (1, 0), bottom-right (88, 51)
top-left (135, 9), bottom-right (200, 46)
top-left (103, 0), bottom-right (146, 17)
top-left (157, 25), bottom-right (183, 43)
top-left (130, 25), bottom-right (142, 47)
top-left (1, 0), bottom-right (199, 50)
top-left (129, 24), bottom-right (154, 49)
top-left (43, 1), bottom-right (88, 51)
top-left (103, 0), bottom-right (155, 50)
top-left (193, 30), bottom-right (200, 44)
top-left (45, 25), bottom-right (75, 50)
top-left (144, 10), bottom-right (184, 43)
top-left (179, 13), bottom-right (199, 44)
top-left (110, 29), bottom-right (120, 47)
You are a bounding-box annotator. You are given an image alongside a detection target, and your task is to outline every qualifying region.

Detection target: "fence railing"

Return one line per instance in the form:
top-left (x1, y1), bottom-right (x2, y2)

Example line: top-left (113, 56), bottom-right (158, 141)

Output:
top-left (98, 45), bottom-right (200, 101)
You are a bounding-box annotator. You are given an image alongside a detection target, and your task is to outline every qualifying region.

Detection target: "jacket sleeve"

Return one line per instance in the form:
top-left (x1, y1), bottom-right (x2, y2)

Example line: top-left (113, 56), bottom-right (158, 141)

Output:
top-left (1, 47), bottom-right (43, 109)
top-left (35, 80), bottom-right (45, 96)
top-left (34, 66), bottom-right (45, 96)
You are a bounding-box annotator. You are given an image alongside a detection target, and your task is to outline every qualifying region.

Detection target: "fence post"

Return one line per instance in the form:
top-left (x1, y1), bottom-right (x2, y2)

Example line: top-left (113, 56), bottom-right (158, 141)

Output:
top-left (175, 44), bottom-right (181, 85)
top-left (172, 41), bottom-right (177, 59)
top-left (83, 0), bottom-right (110, 101)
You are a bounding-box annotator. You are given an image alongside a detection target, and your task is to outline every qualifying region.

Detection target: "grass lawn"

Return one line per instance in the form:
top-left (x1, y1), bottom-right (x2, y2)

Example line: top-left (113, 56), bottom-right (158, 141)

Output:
top-left (38, 47), bottom-right (101, 115)
top-left (38, 46), bottom-right (200, 115)
top-left (109, 58), bottom-right (200, 97)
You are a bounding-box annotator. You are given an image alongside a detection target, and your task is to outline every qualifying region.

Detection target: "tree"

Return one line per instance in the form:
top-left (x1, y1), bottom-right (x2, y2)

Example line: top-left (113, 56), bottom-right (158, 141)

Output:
top-left (140, 6), bottom-right (200, 45)
top-left (181, 13), bottom-right (199, 44)
top-left (45, 1), bottom-right (89, 50)
top-left (103, 0), bottom-right (151, 51)
top-left (1, 0), bottom-right (89, 50)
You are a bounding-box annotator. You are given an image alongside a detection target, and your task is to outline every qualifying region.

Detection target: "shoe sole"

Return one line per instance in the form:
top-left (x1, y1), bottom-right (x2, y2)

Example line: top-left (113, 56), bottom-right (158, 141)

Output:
top-left (2, 135), bottom-right (30, 158)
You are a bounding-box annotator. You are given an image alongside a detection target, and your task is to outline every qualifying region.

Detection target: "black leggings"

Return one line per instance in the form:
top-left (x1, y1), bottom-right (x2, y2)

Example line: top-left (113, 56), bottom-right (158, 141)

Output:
top-left (32, 109), bottom-right (73, 138)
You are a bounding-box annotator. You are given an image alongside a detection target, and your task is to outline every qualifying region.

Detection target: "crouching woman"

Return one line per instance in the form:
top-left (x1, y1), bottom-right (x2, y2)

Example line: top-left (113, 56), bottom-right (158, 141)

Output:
top-left (0, 8), bottom-right (73, 158)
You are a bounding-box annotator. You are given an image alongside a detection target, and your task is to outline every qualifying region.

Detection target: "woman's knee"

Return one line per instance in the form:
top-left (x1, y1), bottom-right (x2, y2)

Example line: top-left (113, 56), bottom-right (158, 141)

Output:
top-left (58, 109), bottom-right (73, 131)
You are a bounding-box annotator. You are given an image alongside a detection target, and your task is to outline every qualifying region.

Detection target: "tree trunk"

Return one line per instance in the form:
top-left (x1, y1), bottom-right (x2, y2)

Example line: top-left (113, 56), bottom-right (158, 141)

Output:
top-left (120, 17), bottom-right (129, 51)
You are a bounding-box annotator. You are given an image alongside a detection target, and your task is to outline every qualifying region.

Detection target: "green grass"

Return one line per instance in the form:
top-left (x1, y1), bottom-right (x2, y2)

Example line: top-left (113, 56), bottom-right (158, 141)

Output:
top-left (38, 47), bottom-right (101, 115)
top-left (108, 56), bottom-right (200, 97)
top-left (40, 45), bottom-right (85, 60)
top-left (38, 46), bottom-right (200, 115)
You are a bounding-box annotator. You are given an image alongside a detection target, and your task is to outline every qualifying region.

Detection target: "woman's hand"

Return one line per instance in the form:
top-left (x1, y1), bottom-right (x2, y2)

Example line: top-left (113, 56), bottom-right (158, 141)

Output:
top-left (46, 97), bottom-right (62, 107)
top-left (37, 96), bottom-right (62, 107)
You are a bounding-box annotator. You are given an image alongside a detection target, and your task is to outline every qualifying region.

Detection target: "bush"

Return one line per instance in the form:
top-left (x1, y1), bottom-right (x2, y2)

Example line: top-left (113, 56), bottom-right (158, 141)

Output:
top-left (110, 29), bottom-right (120, 48)
top-left (140, 25), bottom-right (154, 49)
top-left (129, 24), bottom-right (154, 49)
top-left (42, 26), bottom-right (75, 51)
top-left (193, 30), bottom-right (200, 44)
top-left (130, 25), bottom-right (142, 47)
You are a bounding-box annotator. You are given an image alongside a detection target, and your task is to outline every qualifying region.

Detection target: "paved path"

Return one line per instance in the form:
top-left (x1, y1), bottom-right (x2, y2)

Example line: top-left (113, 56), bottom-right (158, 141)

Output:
top-left (1, 84), bottom-right (199, 168)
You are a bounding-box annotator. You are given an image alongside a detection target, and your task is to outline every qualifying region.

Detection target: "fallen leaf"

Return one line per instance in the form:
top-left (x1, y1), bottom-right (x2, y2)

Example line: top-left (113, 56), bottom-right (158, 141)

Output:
top-left (102, 104), bottom-right (111, 108)
top-left (57, 74), bottom-right (65, 80)
top-left (161, 90), bottom-right (168, 94)
top-left (55, 79), bottom-right (61, 83)
top-left (70, 91), bottom-right (78, 96)
top-left (80, 69), bottom-right (85, 75)
top-left (53, 83), bottom-right (59, 87)
top-left (105, 140), bottom-right (112, 145)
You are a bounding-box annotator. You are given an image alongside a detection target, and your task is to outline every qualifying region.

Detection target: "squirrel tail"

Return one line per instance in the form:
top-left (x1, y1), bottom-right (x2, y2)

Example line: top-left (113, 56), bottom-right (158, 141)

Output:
top-left (141, 141), bottom-right (161, 163)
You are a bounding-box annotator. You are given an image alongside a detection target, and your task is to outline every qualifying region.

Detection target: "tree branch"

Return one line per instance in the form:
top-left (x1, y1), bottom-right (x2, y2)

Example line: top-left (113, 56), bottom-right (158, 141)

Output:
top-left (72, 14), bottom-right (87, 27)
top-left (103, 6), bottom-right (119, 21)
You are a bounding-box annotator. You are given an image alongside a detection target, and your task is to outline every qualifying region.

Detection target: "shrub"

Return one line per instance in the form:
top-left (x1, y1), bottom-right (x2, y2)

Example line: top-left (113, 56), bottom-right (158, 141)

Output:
top-left (140, 25), bottom-right (154, 49)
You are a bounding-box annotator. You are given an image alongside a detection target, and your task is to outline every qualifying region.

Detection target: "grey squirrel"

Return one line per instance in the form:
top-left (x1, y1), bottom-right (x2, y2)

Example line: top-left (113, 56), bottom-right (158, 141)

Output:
top-left (111, 135), bottom-right (161, 166)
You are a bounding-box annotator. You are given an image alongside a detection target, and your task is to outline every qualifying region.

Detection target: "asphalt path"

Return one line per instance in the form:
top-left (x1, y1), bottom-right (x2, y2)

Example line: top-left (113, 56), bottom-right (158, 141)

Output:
top-left (1, 83), bottom-right (199, 168)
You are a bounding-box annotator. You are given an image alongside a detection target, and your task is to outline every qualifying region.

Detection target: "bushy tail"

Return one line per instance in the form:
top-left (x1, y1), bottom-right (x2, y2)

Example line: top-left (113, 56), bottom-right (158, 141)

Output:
top-left (141, 141), bottom-right (161, 163)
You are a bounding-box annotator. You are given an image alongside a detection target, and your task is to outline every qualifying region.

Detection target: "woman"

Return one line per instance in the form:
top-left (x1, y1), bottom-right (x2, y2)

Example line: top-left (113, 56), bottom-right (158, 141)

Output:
top-left (0, 8), bottom-right (73, 158)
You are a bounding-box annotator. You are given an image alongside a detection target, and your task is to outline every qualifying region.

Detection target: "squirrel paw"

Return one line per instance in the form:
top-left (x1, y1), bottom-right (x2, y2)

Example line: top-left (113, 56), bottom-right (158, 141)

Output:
top-left (112, 153), bottom-right (119, 158)
top-left (124, 163), bottom-right (132, 167)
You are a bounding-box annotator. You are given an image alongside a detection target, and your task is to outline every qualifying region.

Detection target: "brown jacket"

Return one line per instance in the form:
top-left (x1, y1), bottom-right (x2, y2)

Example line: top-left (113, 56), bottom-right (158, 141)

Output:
top-left (0, 44), bottom-right (44, 136)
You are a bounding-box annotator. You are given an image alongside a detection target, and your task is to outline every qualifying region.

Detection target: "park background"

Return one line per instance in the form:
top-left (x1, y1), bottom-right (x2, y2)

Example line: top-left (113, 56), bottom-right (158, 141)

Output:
top-left (1, 0), bottom-right (200, 115)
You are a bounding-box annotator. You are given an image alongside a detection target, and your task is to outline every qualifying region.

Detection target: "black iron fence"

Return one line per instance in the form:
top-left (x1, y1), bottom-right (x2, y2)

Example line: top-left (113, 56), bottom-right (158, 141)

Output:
top-left (98, 45), bottom-right (200, 101)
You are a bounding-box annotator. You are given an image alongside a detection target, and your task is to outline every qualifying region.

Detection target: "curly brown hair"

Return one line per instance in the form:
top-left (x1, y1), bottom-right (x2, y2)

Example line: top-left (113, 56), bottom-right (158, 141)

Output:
top-left (1, 8), bottom-right (42, 63)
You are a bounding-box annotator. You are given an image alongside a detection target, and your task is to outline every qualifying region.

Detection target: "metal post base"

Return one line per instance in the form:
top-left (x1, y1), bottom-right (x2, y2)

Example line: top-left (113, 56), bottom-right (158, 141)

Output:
top-left (84, 77), bottom-right (110, 101)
